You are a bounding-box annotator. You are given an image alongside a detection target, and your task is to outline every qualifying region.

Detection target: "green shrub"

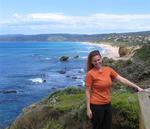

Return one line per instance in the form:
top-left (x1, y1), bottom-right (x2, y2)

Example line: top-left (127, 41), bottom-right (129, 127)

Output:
top-left (47, 86), bottom-right (84, 99)
top-left (42, 119), bottom-right (63, 129)
top-left (111, 91), bottom-right (139, 129)
top-left (134, 45), bottom-right (150, 63)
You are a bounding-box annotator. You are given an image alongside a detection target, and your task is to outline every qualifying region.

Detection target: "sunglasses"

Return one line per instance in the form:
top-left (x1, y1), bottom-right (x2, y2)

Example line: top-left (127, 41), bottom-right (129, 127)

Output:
top-left (89, 50), bottom-right (100, 56)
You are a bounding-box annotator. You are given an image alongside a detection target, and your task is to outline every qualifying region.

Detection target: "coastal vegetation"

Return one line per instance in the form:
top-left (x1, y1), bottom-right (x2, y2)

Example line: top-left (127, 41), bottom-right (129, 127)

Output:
top-left (4, 30), bottom-right (150, 129)
top-left (7, 43), bottom-right (150, 129)
top-left (7, 87), bottom-right (139, 129)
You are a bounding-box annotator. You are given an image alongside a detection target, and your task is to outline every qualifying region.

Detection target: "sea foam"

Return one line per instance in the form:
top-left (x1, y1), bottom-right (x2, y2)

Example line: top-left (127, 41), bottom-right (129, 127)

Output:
top-left (29, 78), bottom-right (45, 84)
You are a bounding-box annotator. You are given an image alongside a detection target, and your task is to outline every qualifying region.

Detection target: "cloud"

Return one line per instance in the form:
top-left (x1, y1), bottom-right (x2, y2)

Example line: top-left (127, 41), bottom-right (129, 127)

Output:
top-left (1, 13), bottom-right (150, 34)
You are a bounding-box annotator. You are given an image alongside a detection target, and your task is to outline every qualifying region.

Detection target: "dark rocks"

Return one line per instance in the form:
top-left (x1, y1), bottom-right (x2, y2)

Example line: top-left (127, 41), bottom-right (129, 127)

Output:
top-left (59, 55), bottom-right (80, 61)
top-left (72, 76), bottom-right (78, 79)
top-left (71, 75), bottom-right (82, 80)
top-left (57, 70), bottom-right (66, 74)
top-left (119, 46), bottom-right (129, 57)
top-left (59, 56), bottom-right (69, 61)
top-left (0, 90), bottom-right (17, 94)
top-left (66, 75), bottom-right (70, 78)
top-left (43, 79), bottom-right (46, 83)
top-left (74, 55), bottom-right (79, 59)
top-left (59, 55), bottom-right (79, 62)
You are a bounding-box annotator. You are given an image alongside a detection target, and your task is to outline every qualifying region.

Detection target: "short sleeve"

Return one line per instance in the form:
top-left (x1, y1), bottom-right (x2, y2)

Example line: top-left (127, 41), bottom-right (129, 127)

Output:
top-left (110, 67), bottom-right (118, 79)
top-left (85, 72), bottom-right (93, 87)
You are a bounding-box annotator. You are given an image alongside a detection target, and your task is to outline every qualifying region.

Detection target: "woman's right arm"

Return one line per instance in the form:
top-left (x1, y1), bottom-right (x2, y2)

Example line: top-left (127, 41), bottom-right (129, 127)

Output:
top-left (86, 86), bottom-right (92, 119)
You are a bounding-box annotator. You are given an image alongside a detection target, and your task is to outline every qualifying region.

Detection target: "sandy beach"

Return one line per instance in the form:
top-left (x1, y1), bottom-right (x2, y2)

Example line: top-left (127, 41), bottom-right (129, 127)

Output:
top-left (81, 42), bottom-right (119, 60)
top-left (99, 43), bottom-right (119, 59)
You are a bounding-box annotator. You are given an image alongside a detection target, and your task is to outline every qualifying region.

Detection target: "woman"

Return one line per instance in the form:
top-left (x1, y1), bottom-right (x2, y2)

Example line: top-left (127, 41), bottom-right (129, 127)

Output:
top-left (85, 50), bottom-right (144, 129)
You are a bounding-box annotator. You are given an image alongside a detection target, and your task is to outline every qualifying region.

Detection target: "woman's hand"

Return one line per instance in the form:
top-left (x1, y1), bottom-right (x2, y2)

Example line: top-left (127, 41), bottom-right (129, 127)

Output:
top-left (137, 86), bottom-right (145, 92)
top-left (85, 86), bottom-right (92, 119)
top-left (87, 108), bottom-right (92, 119)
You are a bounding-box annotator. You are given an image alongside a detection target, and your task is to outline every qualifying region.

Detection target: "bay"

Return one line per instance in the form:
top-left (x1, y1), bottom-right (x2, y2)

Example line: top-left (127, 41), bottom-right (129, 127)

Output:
top-left (0, 41), bottom-right (105, 129)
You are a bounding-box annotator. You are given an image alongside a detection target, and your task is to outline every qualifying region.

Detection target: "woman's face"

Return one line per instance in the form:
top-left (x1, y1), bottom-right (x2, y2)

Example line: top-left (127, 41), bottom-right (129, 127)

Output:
top-left (91, 55), bottom-right (102, 69)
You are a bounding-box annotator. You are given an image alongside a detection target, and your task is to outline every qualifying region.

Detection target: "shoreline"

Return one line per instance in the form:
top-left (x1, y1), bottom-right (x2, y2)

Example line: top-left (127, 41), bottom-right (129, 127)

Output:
top-left (81, 42), bottom-right (119, 60)
top-left (3, 41), bottom-right (119, 128)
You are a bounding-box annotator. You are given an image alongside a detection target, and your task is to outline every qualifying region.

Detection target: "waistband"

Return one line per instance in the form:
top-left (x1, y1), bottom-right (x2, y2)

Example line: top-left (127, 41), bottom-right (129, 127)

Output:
top-left (90, 102), bottom-right (111, 107)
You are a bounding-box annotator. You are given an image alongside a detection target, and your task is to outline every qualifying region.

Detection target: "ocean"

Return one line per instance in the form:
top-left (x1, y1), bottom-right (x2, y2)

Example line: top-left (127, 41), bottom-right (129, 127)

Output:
top-left (0, 41), bottom-right (105, 129)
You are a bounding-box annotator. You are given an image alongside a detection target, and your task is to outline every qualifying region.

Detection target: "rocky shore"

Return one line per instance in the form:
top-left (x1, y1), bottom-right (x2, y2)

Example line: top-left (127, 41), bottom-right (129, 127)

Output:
top-left (7, 43), bottom-right (150, 129)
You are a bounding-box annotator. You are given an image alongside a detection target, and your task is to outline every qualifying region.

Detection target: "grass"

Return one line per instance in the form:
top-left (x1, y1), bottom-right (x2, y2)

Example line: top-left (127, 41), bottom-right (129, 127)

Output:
top-left (53, 93), bottom-right (85, 111)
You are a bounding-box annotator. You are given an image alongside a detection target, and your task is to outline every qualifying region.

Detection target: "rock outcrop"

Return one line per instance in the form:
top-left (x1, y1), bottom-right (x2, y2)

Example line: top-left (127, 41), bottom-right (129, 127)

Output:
top-left (59, 56), bottom-right (69, 62)
top-left (118, 46), bottom-right (129, 57)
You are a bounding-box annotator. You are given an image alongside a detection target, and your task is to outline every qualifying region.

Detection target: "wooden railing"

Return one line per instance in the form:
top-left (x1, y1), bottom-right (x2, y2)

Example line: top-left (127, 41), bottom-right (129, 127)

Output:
top-left (138, 88), bottom-right (150, 129)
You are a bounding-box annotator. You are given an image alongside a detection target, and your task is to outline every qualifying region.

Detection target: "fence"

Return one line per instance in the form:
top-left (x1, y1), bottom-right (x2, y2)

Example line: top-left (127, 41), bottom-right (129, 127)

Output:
top-left (138, 88), bottom-right (150, 129)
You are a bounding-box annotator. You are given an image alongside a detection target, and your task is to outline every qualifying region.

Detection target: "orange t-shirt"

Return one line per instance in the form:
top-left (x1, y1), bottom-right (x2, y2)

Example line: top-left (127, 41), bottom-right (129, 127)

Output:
top-left (85, 66), bottom-right (118, 105)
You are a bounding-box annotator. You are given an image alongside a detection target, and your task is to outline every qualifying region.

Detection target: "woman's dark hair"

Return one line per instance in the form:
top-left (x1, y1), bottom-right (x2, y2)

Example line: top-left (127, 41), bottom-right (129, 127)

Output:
top-left (86, 50), bottom-right (102, 72)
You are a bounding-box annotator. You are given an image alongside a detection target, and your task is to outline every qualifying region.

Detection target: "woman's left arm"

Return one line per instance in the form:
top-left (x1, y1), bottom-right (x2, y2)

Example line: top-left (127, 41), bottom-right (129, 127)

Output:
top-left (115, 75), bottom-right (144, 92)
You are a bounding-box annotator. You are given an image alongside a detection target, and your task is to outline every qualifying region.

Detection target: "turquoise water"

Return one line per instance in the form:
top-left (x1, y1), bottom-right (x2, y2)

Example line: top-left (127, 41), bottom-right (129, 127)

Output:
top-left (0, 41), bottom-right (104, 129)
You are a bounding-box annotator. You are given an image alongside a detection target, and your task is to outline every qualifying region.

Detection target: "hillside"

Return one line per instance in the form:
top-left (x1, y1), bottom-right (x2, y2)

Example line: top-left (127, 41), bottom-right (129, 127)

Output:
top-left (0, 31), bottom-right (150, 45)
top-left (98, 31), bottom-right (150, 46)
top-left (0, 34), bottom-right (107, 42)
top-left (7, 87), bottom-right (139, 129)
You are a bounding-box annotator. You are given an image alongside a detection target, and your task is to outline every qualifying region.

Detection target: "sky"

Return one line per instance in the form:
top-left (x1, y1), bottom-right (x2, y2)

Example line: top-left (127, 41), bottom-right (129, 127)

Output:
top-left (0, 0), bottom-right (150, 34)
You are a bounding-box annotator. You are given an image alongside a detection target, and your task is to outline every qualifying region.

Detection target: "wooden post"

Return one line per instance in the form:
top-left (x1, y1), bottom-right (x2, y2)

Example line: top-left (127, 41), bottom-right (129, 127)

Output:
top-left (138, 88), bottom-right (150, 129)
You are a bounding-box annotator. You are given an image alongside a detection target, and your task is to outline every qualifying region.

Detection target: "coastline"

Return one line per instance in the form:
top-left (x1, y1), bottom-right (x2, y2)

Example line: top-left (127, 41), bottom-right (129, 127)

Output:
top-left (80, 42), bottom-right (119, 59)
top-left (4, 41), bottom-right (119, 129)
top-left (6, 42), bottom-right (150, 129)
